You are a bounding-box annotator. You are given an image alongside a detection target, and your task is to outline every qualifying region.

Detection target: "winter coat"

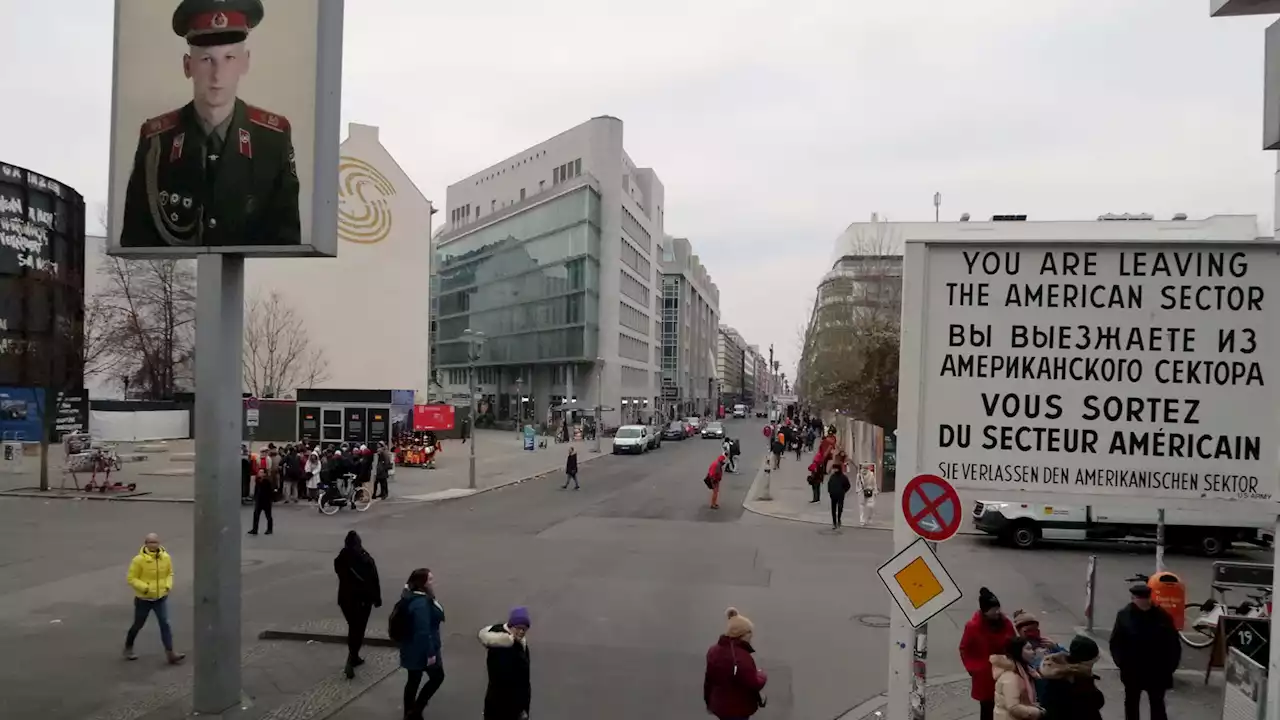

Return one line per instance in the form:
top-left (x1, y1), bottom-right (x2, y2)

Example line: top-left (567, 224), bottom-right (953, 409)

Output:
top-left (304, 455), bottom-right (321, 489)
top-left (566, 452), bottom-right (578, 475)
top-left (398, 588), bottom-right (445, 671)
top-left (959, 611), bottom-right (1017, 701)
top-left (704, 635), bottom-right (767, 719)
top-left (253, 475), bottom-right (275, 506)
top-left (333, 547), bottom-right (381, 608)
top-left (1039, 652), bottom-right (1104, 720)
top-left (991, 655), bottom-right (1042, 720)
top-left (707, 458), bottom-right (725, 485)
top-left (127, 545), bottom-right (174, 600)
top-left (1026, 638), bottom-right (1067, 699)
top-left (827, 470), bottom-right (852, 498)
top-left (1108, 603), bottom-right (1180, 690)
top-left (375, 448), bottom-right (393, 480)
top-left (478, 624), bottom-right (531, 720)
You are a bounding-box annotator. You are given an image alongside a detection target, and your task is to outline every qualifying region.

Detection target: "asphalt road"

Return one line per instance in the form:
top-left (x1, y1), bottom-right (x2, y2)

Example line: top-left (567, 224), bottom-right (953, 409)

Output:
top-left (0, 416), bottom-right (1271, 720)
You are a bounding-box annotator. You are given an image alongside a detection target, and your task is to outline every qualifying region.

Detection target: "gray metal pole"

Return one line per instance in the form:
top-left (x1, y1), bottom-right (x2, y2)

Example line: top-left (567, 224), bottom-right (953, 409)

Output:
top-left (593, 362), bottom-right (602, 454)
top-left (1085, 555), bottom-right (1097, 634)
top-left (468, 362), bottom-right (477, 490)
top-left (192, 253), bottom-right (244, 714)
top-left (1156, 508), bottom-right (1166, 573)
top-left (908, 540), bottom-right (937, 720)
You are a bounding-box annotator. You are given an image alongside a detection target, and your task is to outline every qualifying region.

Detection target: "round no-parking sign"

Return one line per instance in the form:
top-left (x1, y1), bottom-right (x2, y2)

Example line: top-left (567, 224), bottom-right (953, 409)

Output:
top-left (901, 474), bottom-right (962, 542)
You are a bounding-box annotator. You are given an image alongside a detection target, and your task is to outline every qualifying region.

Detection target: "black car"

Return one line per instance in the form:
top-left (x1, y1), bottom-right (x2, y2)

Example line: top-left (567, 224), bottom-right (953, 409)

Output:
top-left (661, 421), bottom-right (686, 440)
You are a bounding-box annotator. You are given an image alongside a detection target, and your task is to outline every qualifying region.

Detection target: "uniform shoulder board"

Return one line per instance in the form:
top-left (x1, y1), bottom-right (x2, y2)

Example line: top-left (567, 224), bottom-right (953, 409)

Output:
top-left (246, 106), bottom-right (291, 132)
top-left (140, 110), bottom-right (180, 139)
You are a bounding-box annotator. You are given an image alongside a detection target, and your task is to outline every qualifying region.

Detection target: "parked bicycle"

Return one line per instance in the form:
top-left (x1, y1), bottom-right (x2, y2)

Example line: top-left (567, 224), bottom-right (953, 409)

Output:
top-left (317, 472), bottom-right (372, 515)
top-left (1179, 580), bottom-right (1271, 649)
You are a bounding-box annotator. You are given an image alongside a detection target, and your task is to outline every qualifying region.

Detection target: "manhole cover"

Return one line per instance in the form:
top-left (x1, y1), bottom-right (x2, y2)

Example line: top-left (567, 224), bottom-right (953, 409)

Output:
top-left (854, 613), bottom-right (891, 628)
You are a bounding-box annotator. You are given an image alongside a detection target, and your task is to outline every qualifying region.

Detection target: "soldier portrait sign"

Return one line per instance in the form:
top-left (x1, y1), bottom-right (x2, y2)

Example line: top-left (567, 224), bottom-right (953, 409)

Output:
top-left (107, 0), bottom-right (343, 258)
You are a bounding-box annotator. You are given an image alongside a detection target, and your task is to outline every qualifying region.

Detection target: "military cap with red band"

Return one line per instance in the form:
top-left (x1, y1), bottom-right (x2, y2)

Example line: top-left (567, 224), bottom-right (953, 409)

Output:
top-left (172, 0), bottom-right (264, 47)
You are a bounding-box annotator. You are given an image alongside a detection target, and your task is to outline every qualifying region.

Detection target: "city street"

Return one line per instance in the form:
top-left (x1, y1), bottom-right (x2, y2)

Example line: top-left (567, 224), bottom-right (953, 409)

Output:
top-left (0, 418), bottom-right (1265, 719)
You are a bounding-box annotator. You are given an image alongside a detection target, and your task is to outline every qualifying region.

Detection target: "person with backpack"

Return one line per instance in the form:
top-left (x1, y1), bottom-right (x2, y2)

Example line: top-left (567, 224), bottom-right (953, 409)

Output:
top-left (392, 568), bottom-right (446, 720)
top-left (478, 607), bottom-right (533, 720)
top-left (334, 531), bottom-right (381, 678)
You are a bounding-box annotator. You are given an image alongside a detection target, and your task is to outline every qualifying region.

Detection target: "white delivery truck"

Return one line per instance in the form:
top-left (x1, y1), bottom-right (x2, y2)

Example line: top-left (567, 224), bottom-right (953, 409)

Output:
top-left (972, 500), bottom-right (1273, 557)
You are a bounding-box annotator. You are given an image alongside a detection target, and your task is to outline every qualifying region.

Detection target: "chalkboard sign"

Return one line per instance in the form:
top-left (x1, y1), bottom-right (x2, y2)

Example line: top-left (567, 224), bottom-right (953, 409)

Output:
top-left (1207, 615), bottom-right (1271, 683)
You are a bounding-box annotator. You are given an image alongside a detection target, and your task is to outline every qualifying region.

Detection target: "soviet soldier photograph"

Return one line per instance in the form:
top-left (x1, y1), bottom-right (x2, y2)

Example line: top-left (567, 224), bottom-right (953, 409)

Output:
top-left (120, 0), bottom-right (300, 248)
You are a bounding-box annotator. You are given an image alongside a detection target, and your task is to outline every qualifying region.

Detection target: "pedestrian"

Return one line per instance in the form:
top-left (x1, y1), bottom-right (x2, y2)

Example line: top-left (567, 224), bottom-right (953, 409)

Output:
top-left (461, 418), bottom-right (470, 444)
top-left (959, 587), bottom-right (1017, 720)
top-left (305, 449), bottom-right (321, 500)
top-left (770, 425), bottom-right (785, 470)
top-left (123, 533), bottom-right (186, 664)
top-left (334, 531), bottom-right (382, 679)
top-left (704, 607), bottom-right (767, 719)
top-left (1012, 610), bottom-right (1065, 698)
top-left (1109, 583), bottom-right (1179, 720)
top-left (397, 568), bottom-right (446, 720)
top-left (373, 443), bottom-right (392, 500)
top-left (792, 429), bottom-right (803, 461)
top-left (827, 455), bottom-right (851, 530)
top-left (855, 464), bottom-right (878, 527)
top-left (562, 446), bottom-right (579, 489)
top-left (248, 463), bottom-right (274, 535)
top-left (991, 637), bottom-right (1044, 720)
top-left (1039, 636), bottom-right (1105, 720)
top-left (290, 446), bottom-right (308, 503)
top-left (240, 444), bottom-right (252, 502)
top-left (478, 607), bottom-right (532, 720)
top-left (706, 454), bottom-right (726, 509)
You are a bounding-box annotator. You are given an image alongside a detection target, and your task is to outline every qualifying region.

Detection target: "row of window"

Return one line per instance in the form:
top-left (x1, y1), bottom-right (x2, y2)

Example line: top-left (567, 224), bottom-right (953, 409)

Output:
top-left (438, 258), bottom-right (596, 316)
top-left (444, 367), bottom-right (501, 386)
top-left (553, 158), bottom-right (582, 186)
top-left (619, 269), bottom-right (649, 306)
top-left (621, 365), bottom-right (649, 389)
top-left (618, 332), bottom-right (649, 363)
top-left (450, 204), bottom-right (473, 226)
top-left (474, 150), bottom-right (549, 185)
top-left (436, 293), bottom-right (588, 342)
top-left (619, 301), bottom-right (650, 336)
top-left (437, 328), bottom-right (590, 365)
top-left (439, 224), bottom-right (597, 294)
top-left (620, 236), bottom-right (651, 279)
top-left (621, 205), bottom-right (651, 253)
top-left (438, 187), bottom-right (599, 269)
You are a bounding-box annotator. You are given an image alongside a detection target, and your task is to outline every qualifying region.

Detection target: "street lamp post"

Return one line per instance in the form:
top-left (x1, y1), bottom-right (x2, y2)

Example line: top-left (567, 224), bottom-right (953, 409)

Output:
top-left (592, 357), bottom-right (604, 454)
top-left (515, 376), bottom-right (524, 437)
top-left (463, 328), bottom-right (486, 490)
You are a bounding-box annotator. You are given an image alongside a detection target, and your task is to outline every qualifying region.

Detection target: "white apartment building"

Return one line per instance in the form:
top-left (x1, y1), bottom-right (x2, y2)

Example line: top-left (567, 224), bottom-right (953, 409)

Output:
top-left (658, 236), bottom-right (719, 418)
top-left (433, 116), bottom-right (665, 428)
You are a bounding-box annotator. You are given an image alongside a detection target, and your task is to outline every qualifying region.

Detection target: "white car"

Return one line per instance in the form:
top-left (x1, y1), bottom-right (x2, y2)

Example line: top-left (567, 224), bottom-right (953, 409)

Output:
top-left (611, 425), bottom-right (651, 455)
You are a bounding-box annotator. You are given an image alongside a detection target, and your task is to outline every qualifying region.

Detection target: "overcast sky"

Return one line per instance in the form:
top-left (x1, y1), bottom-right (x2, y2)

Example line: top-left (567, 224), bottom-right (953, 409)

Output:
top-left (4, 0), bottom-right (1277, 376)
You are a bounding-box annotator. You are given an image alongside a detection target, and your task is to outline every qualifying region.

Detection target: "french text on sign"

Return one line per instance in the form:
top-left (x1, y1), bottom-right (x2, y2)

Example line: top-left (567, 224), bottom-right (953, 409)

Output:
top-left (915, 242), bottom-right (1280, 506)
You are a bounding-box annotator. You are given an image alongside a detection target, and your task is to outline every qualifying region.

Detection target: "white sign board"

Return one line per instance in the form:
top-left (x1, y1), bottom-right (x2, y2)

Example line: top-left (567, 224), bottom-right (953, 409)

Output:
top-left (876, 537), bottom-right (963, 628)
top-left (246, 409), bottom-right (260, 428)
top-left (1222, 648), bottom-right (1266, 720)
top-left (914, 243), bottom-right (1280, 507)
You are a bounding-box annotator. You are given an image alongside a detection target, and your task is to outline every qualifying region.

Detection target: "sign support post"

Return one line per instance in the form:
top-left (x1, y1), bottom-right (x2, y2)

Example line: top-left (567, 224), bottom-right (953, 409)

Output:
top-left (908, 540), bottom-right (937, 720)
top-left (192, 253), bottom-right (245, 714)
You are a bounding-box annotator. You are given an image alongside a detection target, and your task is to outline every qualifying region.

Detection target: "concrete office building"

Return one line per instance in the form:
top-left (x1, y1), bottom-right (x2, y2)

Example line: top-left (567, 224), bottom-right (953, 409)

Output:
top-left (717, 325), bottom-right (750, 407)
top-left (658, 236), bottom-right (720, 418)
top-left (433, 116), bottom-right (665, 428)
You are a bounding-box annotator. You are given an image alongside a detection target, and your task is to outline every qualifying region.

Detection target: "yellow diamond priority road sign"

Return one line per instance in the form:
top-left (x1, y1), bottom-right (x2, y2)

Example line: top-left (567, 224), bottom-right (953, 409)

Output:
top-left (877, 538), bottom-right (963, 628)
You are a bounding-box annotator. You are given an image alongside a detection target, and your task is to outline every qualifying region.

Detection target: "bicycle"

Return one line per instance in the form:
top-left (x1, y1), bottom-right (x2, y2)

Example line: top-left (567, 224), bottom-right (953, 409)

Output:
top-left (317, 472), bottom-right (372, 515)
top-left (1179, 581), bottom-right (1271, 649)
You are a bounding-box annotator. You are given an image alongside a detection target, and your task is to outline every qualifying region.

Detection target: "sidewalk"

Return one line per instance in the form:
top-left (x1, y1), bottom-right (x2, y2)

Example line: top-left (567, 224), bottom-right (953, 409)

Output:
top-left (742, 450), bottom-right (900, 530)
top-left (0, 429), bottom-right (603, 503)
top-left (843, 668), bottom-right (1225, 719)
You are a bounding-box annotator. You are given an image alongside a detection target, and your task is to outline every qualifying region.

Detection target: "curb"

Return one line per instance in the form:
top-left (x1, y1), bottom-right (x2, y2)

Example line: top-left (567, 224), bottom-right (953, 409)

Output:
top-left (259, 628), bottom-right (397, 648)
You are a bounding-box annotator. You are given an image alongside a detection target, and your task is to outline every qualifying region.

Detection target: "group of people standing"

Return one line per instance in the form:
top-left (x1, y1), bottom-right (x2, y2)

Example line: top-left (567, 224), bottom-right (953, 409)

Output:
top-left (959, 583), bottom-right (1180, 720)
top-left (241, 441), bottom-right (395, 534)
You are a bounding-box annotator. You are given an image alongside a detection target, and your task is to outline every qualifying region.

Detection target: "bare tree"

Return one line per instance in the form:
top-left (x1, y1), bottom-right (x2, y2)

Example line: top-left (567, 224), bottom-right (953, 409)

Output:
top-left (97, 258), bottom-right (196, 399)
top-left (82, 295), bottom-right (117, 381)
top-left (242, 292), bottom-right (329, 397)
top-left (798, 217), bottom-right (902, 431)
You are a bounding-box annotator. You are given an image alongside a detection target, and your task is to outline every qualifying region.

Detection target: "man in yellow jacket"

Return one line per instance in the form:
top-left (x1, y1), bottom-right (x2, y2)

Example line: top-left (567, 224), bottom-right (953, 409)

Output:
top-left (124, 533), bottom-right (185, 664)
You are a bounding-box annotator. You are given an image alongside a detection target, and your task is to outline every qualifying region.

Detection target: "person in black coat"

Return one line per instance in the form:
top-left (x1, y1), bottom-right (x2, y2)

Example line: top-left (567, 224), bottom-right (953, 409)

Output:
top-left (248, 466), bottom-right (273, 535)
top-left (827, 460), bottom-right (852, 530)
top-left (334, 530), bottom-right (382, 678)
top-left (1109, 584), bottom-right (1179, 720)
top-left (1040, 636), bottom-right (1105, 720)
top-left (562, 447), bottom-right (579, 490)
top-left (477, 607), bottom-right (532, 720)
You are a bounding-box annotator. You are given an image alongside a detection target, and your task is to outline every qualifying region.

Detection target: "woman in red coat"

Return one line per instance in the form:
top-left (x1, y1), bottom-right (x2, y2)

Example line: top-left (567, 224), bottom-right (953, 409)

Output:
top-left (959, 587), bottom-right (1016, 720)
top-left (705, 607), bottom-right (767, 720)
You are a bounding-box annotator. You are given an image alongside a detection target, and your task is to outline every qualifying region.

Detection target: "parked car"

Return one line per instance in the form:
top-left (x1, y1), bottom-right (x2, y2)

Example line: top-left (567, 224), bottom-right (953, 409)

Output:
top-left (732, 404), bottom-right (748, 418)
top-left (662, 421), bottom-right (687, 441)
top-left (612, 425), bottom-right (651, 454)
top-left (701, 421), bottom-right (726, 439)
top-left (754, 410), bottom-right (767, 418)
top-left (646, 424), bottom-right (663, 450)
top-left (684, 417), bottom-right (703, 437)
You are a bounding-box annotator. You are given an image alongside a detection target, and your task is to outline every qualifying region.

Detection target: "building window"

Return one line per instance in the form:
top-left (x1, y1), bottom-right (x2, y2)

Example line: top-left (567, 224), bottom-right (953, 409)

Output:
top-left (619, 301), bottom-right (650, 336)
top-left (574, 158), bottom-right (582, 177)
top-left (621, 365), bottom-right (648, 388)
top-left (661, 245), bottom-right (674, 263)
top-left (619, 333), bottom-right (648, 362)
top-left (553, 166), bottom-right (560, 185)
top-left (620, 269), bottom-right (649, 306)
top-left (520, 188), bottom-right (526, 201)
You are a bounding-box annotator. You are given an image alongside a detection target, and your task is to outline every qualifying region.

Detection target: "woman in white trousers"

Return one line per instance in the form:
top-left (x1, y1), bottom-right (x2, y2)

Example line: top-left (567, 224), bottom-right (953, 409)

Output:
top-left (855, 466), bottom-right (878, 527)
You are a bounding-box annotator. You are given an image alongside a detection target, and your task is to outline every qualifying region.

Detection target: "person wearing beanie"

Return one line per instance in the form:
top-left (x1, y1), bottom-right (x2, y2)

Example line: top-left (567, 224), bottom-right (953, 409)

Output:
top-left (1038, 636), bottom-right (1104, 720)
top-left (1011, 610), bottom-right (1066, 698)
top-left (959, 587), bottom-right (1016, 720)
top-left (1109, 583), bottom-right (1179, 720)
top-left (477, 607), bottom-right (532, 720)
top-left (705, 607), bottom-right (768, 719)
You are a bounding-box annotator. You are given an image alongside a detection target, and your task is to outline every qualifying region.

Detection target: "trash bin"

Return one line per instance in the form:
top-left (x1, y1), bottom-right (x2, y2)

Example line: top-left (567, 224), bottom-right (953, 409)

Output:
top-left (1149, 572), bottom-right (1186, 630)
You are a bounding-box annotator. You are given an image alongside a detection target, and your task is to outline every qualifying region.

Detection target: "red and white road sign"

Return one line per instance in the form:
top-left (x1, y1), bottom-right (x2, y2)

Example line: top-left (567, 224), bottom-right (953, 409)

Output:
top-left (244, 396), bottom-right (260, 410)
top-left (901, 474), bottom-right (963, 542)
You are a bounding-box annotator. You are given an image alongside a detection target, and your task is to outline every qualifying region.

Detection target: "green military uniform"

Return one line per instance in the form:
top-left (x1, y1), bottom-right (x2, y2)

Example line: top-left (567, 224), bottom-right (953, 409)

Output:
top-left (119, 0), bottom-right (300, 248)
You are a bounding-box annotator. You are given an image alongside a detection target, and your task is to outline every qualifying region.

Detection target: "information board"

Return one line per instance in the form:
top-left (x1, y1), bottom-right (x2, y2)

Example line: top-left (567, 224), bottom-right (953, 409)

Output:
top-left (915, 244), bottom-right (1280, 506)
